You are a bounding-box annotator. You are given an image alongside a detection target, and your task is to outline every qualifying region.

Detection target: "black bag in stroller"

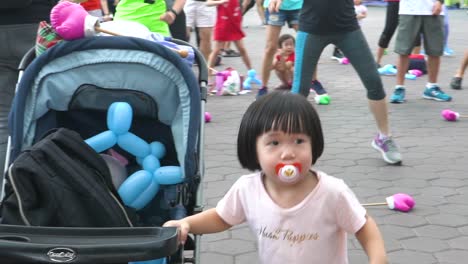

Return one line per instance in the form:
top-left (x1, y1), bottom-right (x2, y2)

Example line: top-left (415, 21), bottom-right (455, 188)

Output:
top-left (1, 128), bottom-right (136, 227)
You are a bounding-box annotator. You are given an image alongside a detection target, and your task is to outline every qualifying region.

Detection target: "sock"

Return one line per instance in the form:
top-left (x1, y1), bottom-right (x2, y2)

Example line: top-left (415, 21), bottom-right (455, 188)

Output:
top-left (426, 82), bottom-right (438, 88)
top-left (395, 85), bottom-right (405, 89)
top-left (378, 133), bottom-right (390, 140)
top-left (261, 86), bottom-right (268, 90)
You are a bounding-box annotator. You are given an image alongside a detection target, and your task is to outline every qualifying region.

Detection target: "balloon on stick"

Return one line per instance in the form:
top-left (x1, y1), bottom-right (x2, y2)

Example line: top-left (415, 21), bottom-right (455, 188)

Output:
top-left (361, 193), bottom-right (415, 212)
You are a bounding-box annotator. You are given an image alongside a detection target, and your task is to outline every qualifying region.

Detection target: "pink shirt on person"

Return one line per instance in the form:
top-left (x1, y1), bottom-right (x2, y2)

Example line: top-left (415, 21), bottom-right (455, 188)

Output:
top-left (216, 170), bottom-right (366, 264)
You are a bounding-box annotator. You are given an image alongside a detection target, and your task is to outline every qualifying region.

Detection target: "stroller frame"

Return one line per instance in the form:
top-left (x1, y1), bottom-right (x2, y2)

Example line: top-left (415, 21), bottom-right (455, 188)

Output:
top-left (0, 36), bottom-right (209, 264)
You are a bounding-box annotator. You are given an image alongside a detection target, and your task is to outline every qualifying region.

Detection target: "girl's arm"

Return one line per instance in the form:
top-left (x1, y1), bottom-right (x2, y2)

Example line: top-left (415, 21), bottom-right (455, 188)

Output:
top-left (355, 215), bottom-right (387, 264)
top-left (163, 208), bottom-right (232, 245)
top-left (206, 0), bottom-right (228, 7)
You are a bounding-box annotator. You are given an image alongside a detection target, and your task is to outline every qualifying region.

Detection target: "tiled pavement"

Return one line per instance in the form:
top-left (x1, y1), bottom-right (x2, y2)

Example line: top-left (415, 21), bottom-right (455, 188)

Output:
top-left (198, 7), bottom-right (468, 264)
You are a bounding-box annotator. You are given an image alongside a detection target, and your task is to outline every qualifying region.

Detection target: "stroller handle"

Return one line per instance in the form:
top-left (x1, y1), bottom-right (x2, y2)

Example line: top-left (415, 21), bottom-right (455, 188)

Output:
top-left (0, 225), bottom-right (179, 263)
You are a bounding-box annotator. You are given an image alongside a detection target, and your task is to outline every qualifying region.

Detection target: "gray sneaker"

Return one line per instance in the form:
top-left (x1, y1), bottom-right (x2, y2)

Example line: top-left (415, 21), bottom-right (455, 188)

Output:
top-left (372, 135), bottom-right (402, 164)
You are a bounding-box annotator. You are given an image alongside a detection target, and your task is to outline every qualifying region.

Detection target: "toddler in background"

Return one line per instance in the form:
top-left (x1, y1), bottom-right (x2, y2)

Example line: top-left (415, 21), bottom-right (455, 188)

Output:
top-left (272, 34), bottom-right (295, 89)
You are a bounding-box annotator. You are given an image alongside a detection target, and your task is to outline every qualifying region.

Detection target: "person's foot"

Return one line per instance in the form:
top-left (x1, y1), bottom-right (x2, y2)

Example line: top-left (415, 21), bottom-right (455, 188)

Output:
top-left (331, 48), bottom-right (345, 60)
top-left (256, 87), bottom-right (268, 99)
top-left (372, 135), bottom-right (402, 165)
top-left (390, 87), bottom-right (406, 103)
top-left (215, 54), bottom-right (222, 66)
top-left (450, 77), bottom-right (462, 90)
top-left (422, 86), bottom-right (452, 101)
top-left (310, 80), bottom-right (327, 95)
top-left (222, 49), bottom-right (241, 57)
top-left (310, 80), bottom-right (330, 105)
top-left (443, 46), bottom-right (454, 56)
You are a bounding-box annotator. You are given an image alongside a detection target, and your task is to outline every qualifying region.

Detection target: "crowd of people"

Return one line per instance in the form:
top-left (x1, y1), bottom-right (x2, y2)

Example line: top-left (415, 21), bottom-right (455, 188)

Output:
top-left (1, 0), bottom-right (467, 263)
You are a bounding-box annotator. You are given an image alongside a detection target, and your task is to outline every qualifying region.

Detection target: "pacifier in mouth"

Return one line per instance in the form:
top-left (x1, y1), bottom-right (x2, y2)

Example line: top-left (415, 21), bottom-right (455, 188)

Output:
top-left (275, 163), bottom-right (302, 183)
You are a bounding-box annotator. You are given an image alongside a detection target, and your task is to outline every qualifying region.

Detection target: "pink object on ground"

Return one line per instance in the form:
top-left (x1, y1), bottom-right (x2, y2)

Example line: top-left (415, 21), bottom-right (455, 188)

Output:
top-left (386, 193), bottom-right (415, 212)
top-left (215, 71), bottom-right (230, 95)
top-left (204, 112), bottom-right (212, 123)
top-left (50, 1), bottom-right (92, 40)
top-left (408, 69), bottom-right (423, 77)
top-left (442, 109), bottom-right (459, 121)
top-left (340, 57), bottom-right (349, 65)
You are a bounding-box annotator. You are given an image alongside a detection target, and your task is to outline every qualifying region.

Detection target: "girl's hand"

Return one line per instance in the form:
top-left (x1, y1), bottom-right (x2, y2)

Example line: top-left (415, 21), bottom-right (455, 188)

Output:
top-left (163, 220), bottom-right (191, 245)
top-left (268, 0), bottom-right (282, 13)
top-left (160, 11), bottom-right (176, 25)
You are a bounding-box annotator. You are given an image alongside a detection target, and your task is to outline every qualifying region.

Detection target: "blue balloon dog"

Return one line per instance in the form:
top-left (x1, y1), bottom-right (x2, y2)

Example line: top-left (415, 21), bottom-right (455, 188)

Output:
top-left (85, 102), bottom-right (183, 210)
top-left (242, 69), bottom-right (262, 90)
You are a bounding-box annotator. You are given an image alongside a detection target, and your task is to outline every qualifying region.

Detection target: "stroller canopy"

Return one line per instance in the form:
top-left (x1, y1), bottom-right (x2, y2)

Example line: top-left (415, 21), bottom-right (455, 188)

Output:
top-left (8, 36), bottom-right (201, 179)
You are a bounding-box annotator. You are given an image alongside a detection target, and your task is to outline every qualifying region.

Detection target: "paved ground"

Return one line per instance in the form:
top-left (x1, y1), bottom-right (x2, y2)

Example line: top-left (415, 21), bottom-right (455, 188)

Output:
top-left (196, 7), bottom-right (468, 264)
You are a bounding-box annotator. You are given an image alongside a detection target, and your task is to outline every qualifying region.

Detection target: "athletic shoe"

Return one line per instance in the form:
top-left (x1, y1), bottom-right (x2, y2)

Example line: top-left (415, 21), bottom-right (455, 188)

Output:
top-left (372, 135), bottom-right (402, 165)
top-left (390, 87), bottom-right (406, 103)
top-left (422, 86), bottom-right (452, 101)
top-left (331, 47), bottom-right (345, 60)
top-left (450, 77), bottom-right (462, 90)
top-left (256, 87), bottom-right (268, 99)
top-left (222, 49), bottom-right (241, 57)
top-left (443, 46), bottom-right (454, 56)
top-left (310, 80), bottom-right (327, 95)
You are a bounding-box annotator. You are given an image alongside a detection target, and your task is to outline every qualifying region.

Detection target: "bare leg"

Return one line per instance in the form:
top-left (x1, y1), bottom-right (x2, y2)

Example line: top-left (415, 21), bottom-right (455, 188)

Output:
top-left (376, 47), bottom-right (385, 66)
top-left (396, 54), bottom-right (410, 86)
top-left (207, 41), bottom-right (225, 74)
top-left (369, 99), bottom-right (390, 136)
top-left (198, 27), bottom-right (213, 62)
top-left (426, 55), bottom-right (440, 83)
top-left (233, 39), bottom-right (252, 70)
top-left (261, 25), bottom-right (282, 87)
top-left (255, 0), bottom-right (265, 24)
top-left (454, 50), bottom-right (468, 77)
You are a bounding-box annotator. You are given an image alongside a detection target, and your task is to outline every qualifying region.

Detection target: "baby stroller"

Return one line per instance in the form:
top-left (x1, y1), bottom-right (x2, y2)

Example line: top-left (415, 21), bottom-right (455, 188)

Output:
top-left (0, 36), bottom-right (209, 263)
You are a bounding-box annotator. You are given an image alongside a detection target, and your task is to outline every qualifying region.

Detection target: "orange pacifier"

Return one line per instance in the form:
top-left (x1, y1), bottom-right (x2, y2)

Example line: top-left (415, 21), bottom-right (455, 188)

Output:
top-left (275, 163), bottom-right (302, 183)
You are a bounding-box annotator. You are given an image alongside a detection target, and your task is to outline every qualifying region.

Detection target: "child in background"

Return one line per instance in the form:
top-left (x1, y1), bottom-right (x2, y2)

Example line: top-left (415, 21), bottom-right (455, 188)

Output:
top-left (206, 0), bottom-right (253, 75)
top-left (354, 0), bottom-right (367, 26)
top-left (272, 34), bottom-right (295, 89)
top-left (254, 0), bottom-right (326, 100)
top-left (164, 91), bottom-right (387, 263)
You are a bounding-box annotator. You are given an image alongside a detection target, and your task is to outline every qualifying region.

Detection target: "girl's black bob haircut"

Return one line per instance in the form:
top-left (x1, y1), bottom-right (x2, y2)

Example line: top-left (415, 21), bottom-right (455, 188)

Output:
top-left (237, 91), bottom-right (324, 171)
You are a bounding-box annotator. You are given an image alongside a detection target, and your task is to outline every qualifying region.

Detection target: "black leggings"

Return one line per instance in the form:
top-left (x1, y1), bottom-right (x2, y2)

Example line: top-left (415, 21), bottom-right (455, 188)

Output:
top-left (292, 29), bottom-right (386, 100)
top-left (378, 1), bottom-right (399, 49)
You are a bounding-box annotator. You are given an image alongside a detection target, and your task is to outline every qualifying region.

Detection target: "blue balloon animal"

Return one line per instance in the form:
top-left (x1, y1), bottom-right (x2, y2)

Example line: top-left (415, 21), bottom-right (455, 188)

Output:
top-left (86, 102), bottom-right (183, 210)
top-left (242, 69), bottom-right (262, 90)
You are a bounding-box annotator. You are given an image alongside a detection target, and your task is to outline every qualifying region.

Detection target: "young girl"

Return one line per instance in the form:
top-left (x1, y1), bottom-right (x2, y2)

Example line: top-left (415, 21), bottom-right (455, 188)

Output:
top-left (206, 0), bottom-right (253, 75)
top-left (164, 91), bottom-right (387, 263)
top-left (272, 34), bottom-right (295, 89)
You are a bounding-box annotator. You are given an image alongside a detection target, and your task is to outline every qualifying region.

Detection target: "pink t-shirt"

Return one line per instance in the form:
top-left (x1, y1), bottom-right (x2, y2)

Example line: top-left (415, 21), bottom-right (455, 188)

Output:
top-left (216, 170), bottom-right (366, 264)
